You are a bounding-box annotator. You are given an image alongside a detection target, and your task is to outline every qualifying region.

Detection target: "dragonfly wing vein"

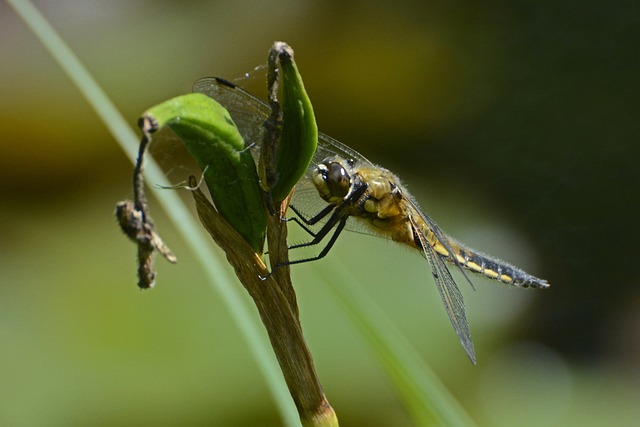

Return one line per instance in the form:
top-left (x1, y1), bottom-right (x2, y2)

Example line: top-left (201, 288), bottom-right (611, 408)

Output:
top-left (410, 215), bottom-right (476, 364)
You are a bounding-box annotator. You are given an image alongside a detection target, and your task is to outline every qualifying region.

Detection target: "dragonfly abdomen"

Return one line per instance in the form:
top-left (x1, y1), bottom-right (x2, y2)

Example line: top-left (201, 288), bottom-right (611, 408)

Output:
top-left (442, 243), bottom-right (549, 289)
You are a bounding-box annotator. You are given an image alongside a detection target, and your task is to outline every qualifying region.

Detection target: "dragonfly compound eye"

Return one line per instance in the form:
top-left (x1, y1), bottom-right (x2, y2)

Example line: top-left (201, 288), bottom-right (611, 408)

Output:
top-left (325, 162), bottom-right (351, 198)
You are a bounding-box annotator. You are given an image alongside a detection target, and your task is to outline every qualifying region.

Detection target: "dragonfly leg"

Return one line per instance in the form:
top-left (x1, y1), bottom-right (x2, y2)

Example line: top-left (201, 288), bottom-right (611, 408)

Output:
top-left (279, 217), bottom-right (348, 266)
top-left (288, 208), bottom-right (344, 250)
top-left (289, 203), bottom-right (336, 225)
top-left (286, 216), bottom-right (317, 237)
top-left (285, 203), bottom-right (337, 238)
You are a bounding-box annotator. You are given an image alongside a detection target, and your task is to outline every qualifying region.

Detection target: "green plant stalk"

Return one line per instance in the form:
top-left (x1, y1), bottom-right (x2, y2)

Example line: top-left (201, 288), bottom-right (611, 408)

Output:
top-left (5, 1), bottom-right (300, 425)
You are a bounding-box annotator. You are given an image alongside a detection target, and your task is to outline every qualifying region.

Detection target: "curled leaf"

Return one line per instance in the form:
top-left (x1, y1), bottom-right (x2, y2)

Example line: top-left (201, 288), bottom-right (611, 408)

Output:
top-left (140, 93), bottom-right (266, 253)
top-left (267, 41), bottom-right (319, 203)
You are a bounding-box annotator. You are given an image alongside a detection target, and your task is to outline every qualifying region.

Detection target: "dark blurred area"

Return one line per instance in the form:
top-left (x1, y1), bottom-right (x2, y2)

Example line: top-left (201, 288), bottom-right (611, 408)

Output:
top-left (423, 1), bottom-right (640, 364)
top-left (1, 0), bottom-right (638, 426)
top-left (402, 1), bottom-right (640, 363)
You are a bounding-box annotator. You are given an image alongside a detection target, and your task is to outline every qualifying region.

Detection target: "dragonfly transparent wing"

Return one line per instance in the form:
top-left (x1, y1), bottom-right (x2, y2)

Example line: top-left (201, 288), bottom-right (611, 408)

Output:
top-left (409, 213), bottom-right (476, 364)
top-left (193, 77), bottom-right (378, 228)
top-left (193, 78), bottom-right (375, 165)
top-left (193, 77), bottom-right (269, 153)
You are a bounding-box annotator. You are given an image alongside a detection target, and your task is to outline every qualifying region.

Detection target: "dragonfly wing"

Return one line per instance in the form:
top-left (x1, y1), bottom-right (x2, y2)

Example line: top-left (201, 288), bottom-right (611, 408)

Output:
top-left (409, 215), bottom-right (476, 364)
top-left (194, 78), bottom-right (377, 167)
top-left (193, 78), bottom-right (395, 238)
top-left (193, 77), bottom-right (270, 152)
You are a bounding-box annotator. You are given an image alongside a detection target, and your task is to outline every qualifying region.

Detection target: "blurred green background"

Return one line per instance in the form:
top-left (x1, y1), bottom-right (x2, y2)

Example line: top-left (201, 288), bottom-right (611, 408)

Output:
top-left (1, 0), bottom-right (638, 426)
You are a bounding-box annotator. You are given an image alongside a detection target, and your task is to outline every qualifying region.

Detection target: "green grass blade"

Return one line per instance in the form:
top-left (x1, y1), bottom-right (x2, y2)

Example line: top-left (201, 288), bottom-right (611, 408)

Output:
top-left (6, 0), bottom-right (299, 425)
top-left (317, 262), bottom-right (476, 427)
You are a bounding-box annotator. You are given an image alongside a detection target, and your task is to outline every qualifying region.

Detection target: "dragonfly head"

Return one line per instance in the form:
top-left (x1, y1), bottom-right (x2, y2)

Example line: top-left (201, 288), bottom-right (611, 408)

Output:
top-left (312, 157), bottom-right (353, 203)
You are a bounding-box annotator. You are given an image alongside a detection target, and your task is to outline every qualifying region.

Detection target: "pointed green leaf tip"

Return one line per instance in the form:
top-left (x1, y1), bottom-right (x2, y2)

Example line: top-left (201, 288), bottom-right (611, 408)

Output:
top-left (270, 42), bottom-right (319, 203)
top-left (140, 93), bottom-right (266, 253)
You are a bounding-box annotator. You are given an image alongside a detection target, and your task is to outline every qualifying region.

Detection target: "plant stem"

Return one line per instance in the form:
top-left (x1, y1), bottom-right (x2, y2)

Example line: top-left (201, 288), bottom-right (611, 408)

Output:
top-left (191, 178), bottom-right (338, 426)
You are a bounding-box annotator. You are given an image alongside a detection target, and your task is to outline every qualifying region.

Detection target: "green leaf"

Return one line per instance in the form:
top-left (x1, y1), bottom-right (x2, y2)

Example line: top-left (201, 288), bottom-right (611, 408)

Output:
top-left (140, 93), bottom-right (266, 253)
top-left (269, 42), bottom-right (319, 203)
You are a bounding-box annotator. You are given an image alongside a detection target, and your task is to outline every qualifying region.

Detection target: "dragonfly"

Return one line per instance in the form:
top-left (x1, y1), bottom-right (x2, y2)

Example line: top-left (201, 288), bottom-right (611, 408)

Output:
top-left (193, 76), bottom-right (549, 364)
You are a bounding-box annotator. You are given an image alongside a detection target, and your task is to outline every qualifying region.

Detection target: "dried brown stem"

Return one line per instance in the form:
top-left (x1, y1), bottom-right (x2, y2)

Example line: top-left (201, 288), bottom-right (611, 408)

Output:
top-left (190, 177), bottom-right (337, 426)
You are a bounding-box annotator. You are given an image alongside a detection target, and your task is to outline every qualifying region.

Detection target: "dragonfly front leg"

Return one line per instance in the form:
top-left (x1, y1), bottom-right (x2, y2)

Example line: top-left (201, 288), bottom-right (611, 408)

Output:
top-left (286, 203), bottom-right (336, 238)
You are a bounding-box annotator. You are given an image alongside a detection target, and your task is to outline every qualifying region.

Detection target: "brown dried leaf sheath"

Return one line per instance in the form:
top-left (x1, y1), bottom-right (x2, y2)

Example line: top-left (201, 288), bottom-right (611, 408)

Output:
top-left (190, 177), bottom-right (337, 426)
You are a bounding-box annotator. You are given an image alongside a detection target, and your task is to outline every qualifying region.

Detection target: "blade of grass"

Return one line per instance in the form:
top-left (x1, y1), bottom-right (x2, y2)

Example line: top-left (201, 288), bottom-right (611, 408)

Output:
top-left (6, 0), bottom-right (299, 425)
top-left (316, 262), bottom-right (476, 427)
